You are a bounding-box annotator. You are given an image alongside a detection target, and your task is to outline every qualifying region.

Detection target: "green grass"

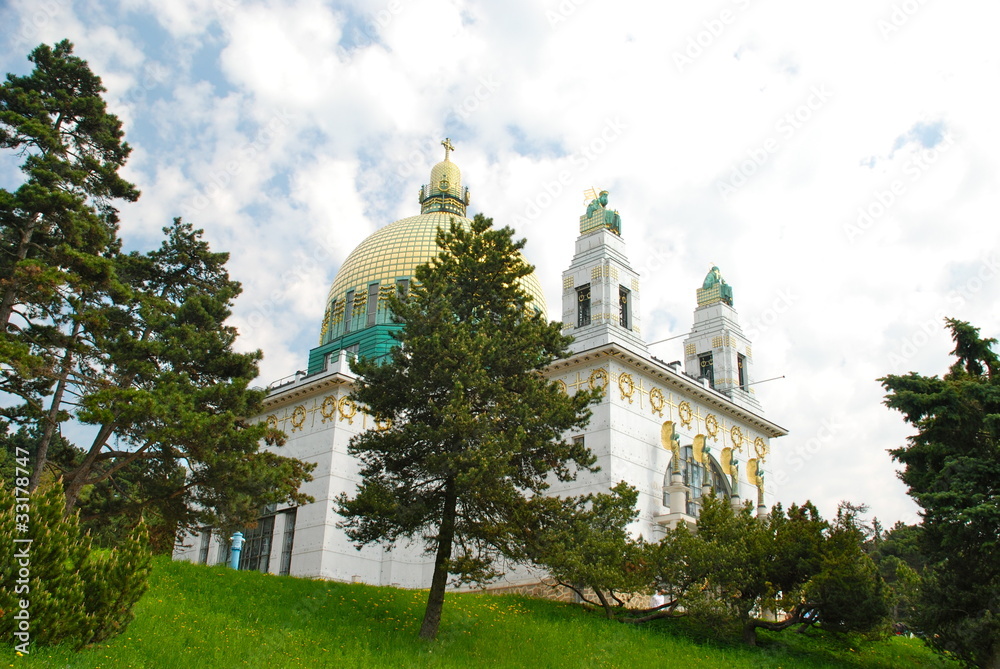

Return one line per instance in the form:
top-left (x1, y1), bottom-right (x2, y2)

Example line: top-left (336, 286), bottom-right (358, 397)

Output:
top-left (2, 556), bottom-right (956, 668)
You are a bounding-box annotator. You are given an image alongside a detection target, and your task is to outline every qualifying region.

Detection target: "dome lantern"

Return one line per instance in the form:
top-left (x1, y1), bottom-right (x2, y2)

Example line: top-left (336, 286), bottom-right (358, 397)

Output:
top-left (419, 138), bottom-right (469, 216)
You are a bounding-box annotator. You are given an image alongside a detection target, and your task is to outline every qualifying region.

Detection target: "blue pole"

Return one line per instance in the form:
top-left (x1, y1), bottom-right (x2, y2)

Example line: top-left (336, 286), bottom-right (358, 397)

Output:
top-left (229, 531), bottom-right (245, 569)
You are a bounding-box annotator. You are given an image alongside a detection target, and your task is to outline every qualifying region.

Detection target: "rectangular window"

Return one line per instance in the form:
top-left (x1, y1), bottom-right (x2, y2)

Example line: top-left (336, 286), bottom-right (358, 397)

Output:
top-left (198, 529), bottom-right (212, 565)
top-left (366, 283), bottom-right (379, 327)
top-left (238, 515), bottom-right (276, 573)
top-left (279, 509), bottom-right (297, 576)
top-left (573, 435), bottom-right (585, 449)
top-left (217, 536), bottom-right (230, 566)
top-left (738, 353), bottom-right (747, 391)
top-left (699, 352), bottom-right (715, 389)
top-left (344, 290), bottom-right (355, 333)
top-left (577, 284), bottom-right (591, 327)
top-left (396, 278), bottom-right (409, 297)
top-left (619, 286), bottom-right (630, 329)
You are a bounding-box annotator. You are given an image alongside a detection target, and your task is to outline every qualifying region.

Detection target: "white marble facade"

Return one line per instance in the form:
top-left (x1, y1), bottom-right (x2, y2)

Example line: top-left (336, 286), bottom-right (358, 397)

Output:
top-left (174, 202), bottom-right (787, 588)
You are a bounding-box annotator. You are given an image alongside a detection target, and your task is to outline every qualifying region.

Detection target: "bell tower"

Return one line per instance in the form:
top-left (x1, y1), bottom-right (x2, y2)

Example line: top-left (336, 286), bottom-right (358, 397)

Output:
top-left (560, 189), bottom-right (647, 355)
top-left (682, 266), bottom-right (761, 412)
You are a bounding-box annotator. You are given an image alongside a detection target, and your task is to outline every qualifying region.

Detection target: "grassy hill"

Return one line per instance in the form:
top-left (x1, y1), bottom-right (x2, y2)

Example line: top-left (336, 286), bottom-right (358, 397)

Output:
top-left (2, 556), bottom-right (956, 668)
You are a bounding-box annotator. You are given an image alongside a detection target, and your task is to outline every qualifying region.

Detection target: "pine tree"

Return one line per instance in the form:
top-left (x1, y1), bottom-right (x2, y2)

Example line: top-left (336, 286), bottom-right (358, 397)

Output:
top-left (1, 482), bottom-right (90, 648)
top-left (0, 481), bottom-right (153, 649)
top-left (652, 495), bottom-right (889, 645)
top-left (0, 38), bottom-right (135, 486)
top-left (337, 215), bottom-right (599, 640)
top-left (0, 40), bottom-right (139, 490)
top-left (881, 318), bottom-right (1000, 668)
top-left (50, 219), bottom-right (314, 529)
top-left (2, 42), bottom-right (312, 542)
top-left (79, 520), bottom-right (152, 643)
top-left (807, 504), bottom-right (892, 637)
top-left (524, 482), bottom-right (657, 621)
top-left (0, 39), bottom-right (138, 327)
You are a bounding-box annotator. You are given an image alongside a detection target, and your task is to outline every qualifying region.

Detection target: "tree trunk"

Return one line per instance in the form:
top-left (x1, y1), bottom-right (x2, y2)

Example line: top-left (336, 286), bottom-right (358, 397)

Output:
top-left (29, 319), bottom-right (80, 491)
top-left (61, 421), bottom-right (116, 515)
top-left (419, 480), bottom-right (458, 640)
top-left (594, 588), bottom-right (616, 620)
top-left (742, 621), bottom-right (758, 646)
top-left (0, 214), bottom-right (39, 327)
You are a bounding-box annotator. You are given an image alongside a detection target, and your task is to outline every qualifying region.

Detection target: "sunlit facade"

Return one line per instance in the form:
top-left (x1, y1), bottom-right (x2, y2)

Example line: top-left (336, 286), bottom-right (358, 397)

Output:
top-left (174, 145), bottom-right (787, 587)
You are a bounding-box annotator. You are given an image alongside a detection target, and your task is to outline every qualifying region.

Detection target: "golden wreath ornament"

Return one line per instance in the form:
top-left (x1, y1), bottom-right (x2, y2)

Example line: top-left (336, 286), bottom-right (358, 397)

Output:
top-left (704, 413), bottom-right (719, 440)
top-left (754, 436), bottom-right (768, 459)
top-left (556, 379), bottom-right (568, 394)
top-left (290, 405), bottom-right (307, 432)
top-left (320, 395), bottom-right (337, 423)
top-left (338, 396), bottom-right (357, 424)
top-left (649, 387), bottom-right (665, 416)
top-left (266, 414), bottom-right (278, 431)
top-left (730, 425), bottom-right (744, 449)
top-left (677, 401), bottom-right (693, 428)
top-left (588, 368), bottom-right (608, 392)
top-left (374, 417), bottom-right (392, 432)
top-left (618, 373), bottom-right (635, 403)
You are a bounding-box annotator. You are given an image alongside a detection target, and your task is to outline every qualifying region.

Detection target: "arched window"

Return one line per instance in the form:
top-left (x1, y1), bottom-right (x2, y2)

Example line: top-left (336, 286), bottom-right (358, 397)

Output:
top-left (663, 446), bottom-right (732, 516)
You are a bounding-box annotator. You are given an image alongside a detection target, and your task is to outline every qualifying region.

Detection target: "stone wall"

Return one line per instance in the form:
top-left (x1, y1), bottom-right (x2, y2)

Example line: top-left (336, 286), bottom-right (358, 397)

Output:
top-left (475, 580), bottom-right (653, 609)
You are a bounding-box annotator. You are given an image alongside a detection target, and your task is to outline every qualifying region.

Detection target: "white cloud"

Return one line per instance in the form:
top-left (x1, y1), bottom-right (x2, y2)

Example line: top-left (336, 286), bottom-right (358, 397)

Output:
top-left (3, 0), bottom-right (999, 527)
top-left (220, 0), bottom-right (345, 107)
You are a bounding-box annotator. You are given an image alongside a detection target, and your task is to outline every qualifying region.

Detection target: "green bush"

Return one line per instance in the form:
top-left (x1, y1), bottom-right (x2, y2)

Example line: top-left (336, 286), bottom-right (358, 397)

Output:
top-left (0, 481), bottom-right (152, 650)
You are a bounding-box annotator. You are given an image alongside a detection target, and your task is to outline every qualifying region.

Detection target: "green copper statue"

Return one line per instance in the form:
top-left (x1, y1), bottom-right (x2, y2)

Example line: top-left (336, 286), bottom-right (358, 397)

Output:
top-left (585, 190), bottom-right (622, 235)
top-left (702, 265), bottom-right (734, 306)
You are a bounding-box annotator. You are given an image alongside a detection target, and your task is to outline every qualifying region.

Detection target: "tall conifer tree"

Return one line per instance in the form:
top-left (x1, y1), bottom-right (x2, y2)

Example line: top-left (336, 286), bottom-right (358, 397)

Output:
top-left (0, 40), bottom-right (139, 485)
top-left (881, 319), bottom-right (1000, 668)
top-left (1, 43), bottom-right (313, 535)
top-left (338, 215), bottom-right (599, 640)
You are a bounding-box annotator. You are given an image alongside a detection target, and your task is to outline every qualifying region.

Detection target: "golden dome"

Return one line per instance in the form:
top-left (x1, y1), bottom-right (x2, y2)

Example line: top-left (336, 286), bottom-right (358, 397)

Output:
top-left (319, 139), bottom-right (547, 346)
top-left (321, 212), bottom-right (548, 343)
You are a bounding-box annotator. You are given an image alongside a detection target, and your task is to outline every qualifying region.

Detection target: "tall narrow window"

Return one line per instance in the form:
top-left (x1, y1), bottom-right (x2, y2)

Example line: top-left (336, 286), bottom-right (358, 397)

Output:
top-left (279, 508), bottom-right (297, 576)
top-left (217, 537), bottom-right (230, 566)
top-left (577, 284), bottom-right (591, 327)
top-left (238, 515), bottom-right (276, 573)
top-left (344, 290), bottom-right (355, 333)
top-left (366, 282), bottom-right (379, 327)
top-left (325, 300), bottom-right (337, 343)
top-left (738, 353), bottom-right (747, 391)
top-left (699, 352), bottom-right (715, 389)
top-left (396, 278), bottom-right (409, 297)
top-left (619, 286), bottom-right (630, 329)
top-left (198, 529), bottom-right (212, 565)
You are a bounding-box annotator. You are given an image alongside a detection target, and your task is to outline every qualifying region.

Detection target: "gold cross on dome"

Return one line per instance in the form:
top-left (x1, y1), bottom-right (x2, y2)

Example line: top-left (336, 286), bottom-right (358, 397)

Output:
top-left (442, 138), bottom-right (455, 160)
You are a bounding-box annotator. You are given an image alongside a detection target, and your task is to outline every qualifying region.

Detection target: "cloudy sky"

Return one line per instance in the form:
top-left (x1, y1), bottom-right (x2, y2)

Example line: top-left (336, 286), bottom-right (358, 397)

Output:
top-left (2, 0), bottom-right (997, 528)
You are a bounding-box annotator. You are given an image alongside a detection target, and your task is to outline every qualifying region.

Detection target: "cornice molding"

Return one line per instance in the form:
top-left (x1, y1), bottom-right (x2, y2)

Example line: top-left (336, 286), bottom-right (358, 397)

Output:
top-left (547, 343), bottom-right (788, 437)
top-left (262, 372), bottom-right (353, 411)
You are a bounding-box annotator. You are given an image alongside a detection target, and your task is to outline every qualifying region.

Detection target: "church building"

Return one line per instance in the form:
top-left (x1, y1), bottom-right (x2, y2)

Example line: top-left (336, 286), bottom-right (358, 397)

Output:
top-left (174, 143), bottom-right (787, 587)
